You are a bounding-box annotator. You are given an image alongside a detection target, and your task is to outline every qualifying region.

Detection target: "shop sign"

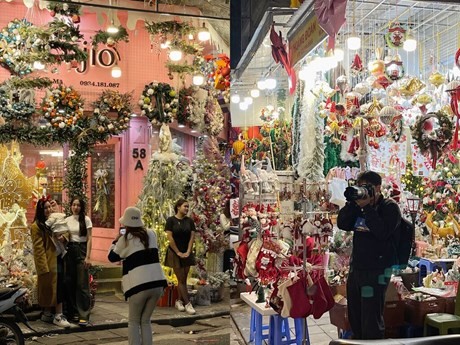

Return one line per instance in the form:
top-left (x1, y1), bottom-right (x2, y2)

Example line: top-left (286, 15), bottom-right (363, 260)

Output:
top-left (75, 43), bottom-right (120, 75)
top-left (288, 12), bottom-right (327, 67)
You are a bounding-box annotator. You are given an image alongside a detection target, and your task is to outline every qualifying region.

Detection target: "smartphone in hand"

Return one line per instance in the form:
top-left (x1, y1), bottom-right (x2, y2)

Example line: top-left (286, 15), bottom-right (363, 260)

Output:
top-left (120, 227), bottom-right (126, 235)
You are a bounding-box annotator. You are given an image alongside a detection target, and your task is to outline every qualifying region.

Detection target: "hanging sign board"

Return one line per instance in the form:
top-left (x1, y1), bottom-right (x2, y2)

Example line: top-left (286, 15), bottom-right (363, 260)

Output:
top-left (288, 12), bottom-right (327, 67)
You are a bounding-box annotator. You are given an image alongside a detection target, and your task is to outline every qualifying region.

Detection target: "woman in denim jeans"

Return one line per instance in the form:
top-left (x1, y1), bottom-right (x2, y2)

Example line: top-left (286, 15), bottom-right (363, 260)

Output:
top-left (65, 197), bottom-right (92, 326)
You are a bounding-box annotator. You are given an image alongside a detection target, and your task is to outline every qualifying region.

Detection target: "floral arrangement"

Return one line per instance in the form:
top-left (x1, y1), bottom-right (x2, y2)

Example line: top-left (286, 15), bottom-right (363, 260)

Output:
top-left (92, 89), bottom-right (132, 136)
top-left (92, 26), bottom-right (129, 48)
top-left (412, 111), bottom-right (453, 168)
top-left (139, 82), bottom-right (178, 125)
top-left (41, 85), bottom-right (84, 129)
top-left (47, 0), bottom-right (81, 23)
top-left (207, 271), bottom-right (230, 289)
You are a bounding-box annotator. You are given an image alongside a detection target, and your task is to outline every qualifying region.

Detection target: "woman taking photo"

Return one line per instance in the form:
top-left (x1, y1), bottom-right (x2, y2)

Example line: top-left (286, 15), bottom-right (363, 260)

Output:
top-left (30, 198), bottom-right (70, 328)
top-left (65, 197), bottom-right (92, 326)
top-left (108, 207), bottom-right (167, 345)
top-left (164, 199), bottom-right (196, 315)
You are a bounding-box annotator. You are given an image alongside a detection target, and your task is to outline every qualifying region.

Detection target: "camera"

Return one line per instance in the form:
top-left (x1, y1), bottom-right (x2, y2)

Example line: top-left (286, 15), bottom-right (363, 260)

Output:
top-left (344, 184), bottom-right (375, 201)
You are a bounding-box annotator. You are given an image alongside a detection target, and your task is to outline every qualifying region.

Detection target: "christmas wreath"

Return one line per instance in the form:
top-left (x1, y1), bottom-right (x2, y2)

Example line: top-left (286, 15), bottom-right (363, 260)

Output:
top-left (139, 82), bottom-right (178, 124)
top-left (92, 90), bottom-right (132, 135)
top-left (41, 85), bottom-right (84, 130)
top-left (412, 111), bottom-right (453, 168)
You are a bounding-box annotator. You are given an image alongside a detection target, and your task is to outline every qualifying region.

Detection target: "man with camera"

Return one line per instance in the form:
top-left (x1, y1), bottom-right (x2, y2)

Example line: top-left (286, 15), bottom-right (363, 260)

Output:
top-left (337, 170), bottom-right (401, 340)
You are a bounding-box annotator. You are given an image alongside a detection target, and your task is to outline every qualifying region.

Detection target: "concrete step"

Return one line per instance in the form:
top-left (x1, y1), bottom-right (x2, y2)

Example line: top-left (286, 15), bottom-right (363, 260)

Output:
top-left (92, 264), bottom-right (123, 294)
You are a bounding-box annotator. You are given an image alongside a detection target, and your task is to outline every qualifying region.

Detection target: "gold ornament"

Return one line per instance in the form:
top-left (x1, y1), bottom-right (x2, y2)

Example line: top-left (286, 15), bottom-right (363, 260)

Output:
top-left (399, 77), bottom-right (425, 97)
top-left (429, 71), bottom-right (445, 87)
top-left (414, 93), bottom-right (433, 105)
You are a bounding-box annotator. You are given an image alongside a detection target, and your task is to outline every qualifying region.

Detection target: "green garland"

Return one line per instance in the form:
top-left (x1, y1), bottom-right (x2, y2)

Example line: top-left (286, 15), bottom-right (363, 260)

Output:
top-left (166, 62), bottom-right (199, 75)
top-left (92, 26), bottom-right (129, 47)
top-left (47, 1), bottom-right (81, 18)
top-left (6, 76), bottom-right (52, 90)
top-left (411, 111), bottom-right (453, 155)
top-left (145, 20), bottom-right (196, 36)
top-left (63, 149), bottom-right (89, 214)
top-left (139, 82), bottom-right (178, 124)
top-left (170, 39), bottom-right (202, 55)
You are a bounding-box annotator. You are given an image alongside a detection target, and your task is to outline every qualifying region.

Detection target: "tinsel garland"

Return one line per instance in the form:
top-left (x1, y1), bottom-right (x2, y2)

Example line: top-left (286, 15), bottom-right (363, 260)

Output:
top-left (304, 100), bottom-right (325, 181)
top-left (291, 83), bottom-right (303, 171)
top-left (297, 83), bottom-right (321, 178)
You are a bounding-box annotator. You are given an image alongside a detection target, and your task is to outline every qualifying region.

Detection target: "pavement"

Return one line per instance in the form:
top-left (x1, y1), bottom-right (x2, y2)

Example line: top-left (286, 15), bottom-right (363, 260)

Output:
top-left (21, 290), bottom-right (231, 339)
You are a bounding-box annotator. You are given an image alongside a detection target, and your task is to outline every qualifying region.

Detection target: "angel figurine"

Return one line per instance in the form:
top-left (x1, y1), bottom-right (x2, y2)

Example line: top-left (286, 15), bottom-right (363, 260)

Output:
top-left (158, 123), bottom-right (172, 153)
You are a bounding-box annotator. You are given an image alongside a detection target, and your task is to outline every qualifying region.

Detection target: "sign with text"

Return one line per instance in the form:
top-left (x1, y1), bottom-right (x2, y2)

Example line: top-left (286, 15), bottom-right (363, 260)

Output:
top-left (288, 12), bottom-right (327, 67)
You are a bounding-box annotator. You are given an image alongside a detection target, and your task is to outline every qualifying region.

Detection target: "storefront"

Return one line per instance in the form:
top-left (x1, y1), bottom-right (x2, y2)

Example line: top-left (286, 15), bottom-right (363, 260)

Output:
top-left (230, 0), bottom-right (460, 342)
top-left (0, 0), bottom-right (231, 302)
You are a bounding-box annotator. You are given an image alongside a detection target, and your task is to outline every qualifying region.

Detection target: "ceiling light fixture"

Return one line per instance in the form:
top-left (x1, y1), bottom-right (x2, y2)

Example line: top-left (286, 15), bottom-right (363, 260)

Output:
top-left (403, 30), bottom-right (417, 52)
top-left (250, 88), bottom-right (260, 98)
top-left (257, 79), bottom-right (267, 90)
top-left (198, 23), bottom-right (211, 42)
top-left (347, 0), bottom-right (361, 51)
top-left (192, 73), bottom-right (204, 86)
top-left (231, 94), bottom-right (240, 103)
top-left (265, 78), bottom-right (277, 90)
top-left (111, 64), bottom-right (122, 78)
top-left (169, 49), bottom-right (183, 61)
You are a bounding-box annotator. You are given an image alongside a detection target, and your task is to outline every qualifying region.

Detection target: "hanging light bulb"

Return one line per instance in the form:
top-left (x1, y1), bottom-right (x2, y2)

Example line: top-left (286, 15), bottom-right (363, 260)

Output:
top-left (404, 31), bottom-right (417, 52)
top-left (198, 23), bottom-right (211, 42)
top-left (239, 102), bottom-right (248, 111)
top-left (231, 94), bottom-right (240, 103)
top-left (257, 79), bottom-right (267, 90)
top-left (347, 34), bottom-right (361, 50)
top-left (111, 64), bottom-right (122, 78)
top-left (160, 40), bottom-right (171, 49)
top-left (250, 88), bottom-right (260, 98)
top-left (106, 19), bottom-right (119, 34)
top-left (169, 49), bottom-right (183, 61)
top-left (192, 73), bottom-right (204, 86)
top-left (334, 47), bottom-right (344, 62)
top-left (188, 33), bottom-right (194, 40)
top-left (244, 96), bottom-right (253, 105)
top-left (347, 0), bottom-right (360, 51)
top-left (265, 78), bottom-right (277, 90)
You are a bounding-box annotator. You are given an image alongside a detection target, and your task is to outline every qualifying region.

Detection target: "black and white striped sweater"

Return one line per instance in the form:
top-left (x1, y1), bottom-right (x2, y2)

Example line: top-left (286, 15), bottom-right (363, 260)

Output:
top-left (108, 229), bottom-right (167, 300)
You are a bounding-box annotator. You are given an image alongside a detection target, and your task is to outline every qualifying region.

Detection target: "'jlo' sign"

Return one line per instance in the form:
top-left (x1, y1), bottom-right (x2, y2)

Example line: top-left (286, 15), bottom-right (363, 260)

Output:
top-left (75, 42), bottom-right (120, 74)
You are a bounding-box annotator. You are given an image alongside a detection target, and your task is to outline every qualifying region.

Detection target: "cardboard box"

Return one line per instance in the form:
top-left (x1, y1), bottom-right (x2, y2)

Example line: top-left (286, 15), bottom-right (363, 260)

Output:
top-left (329, 303), bottom-right (351, 331)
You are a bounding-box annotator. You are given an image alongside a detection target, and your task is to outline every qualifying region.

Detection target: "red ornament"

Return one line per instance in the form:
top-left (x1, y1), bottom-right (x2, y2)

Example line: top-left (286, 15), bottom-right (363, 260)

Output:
top-left (36, 160), bottom-right (46, 169)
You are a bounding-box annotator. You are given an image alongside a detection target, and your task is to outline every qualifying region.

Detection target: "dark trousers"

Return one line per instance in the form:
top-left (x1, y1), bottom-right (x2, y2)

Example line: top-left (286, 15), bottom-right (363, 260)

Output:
top-left (346, 268), bottom-right (390, 340)
top-left (65, 242), bottom-right (91, 320)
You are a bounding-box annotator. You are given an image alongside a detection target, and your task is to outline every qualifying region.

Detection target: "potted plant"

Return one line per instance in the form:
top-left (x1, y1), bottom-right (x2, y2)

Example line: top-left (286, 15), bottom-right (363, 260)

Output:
top-left (207, 271), bottom-right (230, 303)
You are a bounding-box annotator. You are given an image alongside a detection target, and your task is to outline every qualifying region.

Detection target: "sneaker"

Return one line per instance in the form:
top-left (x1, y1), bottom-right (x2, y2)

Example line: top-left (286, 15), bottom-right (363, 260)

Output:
top-left (78, 319), bottom-right (89, 327)
top-left (185, 302), bottom-right (196, 315)
top-left (40, 312), bottom-right (54, 323)
top-left (53, 315), bottom-right (71, 328)
top-left (175, 300), bottom-right (185, 312)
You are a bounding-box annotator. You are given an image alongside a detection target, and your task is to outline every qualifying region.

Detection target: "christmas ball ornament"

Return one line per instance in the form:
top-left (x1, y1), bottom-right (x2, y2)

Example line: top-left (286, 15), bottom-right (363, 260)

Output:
top-left (446, 80), bottom-right (460, 91)
top-left (379, 106), bottom-right (398, 125)
top-left (36, 160), bottom-right (46, 169)
top-left (354, 82), bottom-right (370, 95)
top-left (106, 37), bottom-right (115, 47)
top-left (336, 75), bottom-right (348, 95)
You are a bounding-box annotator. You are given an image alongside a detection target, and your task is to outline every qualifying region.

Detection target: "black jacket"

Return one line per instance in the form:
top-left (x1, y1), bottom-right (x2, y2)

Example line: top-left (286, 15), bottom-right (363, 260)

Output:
top-left (337, 196), bottom-right (401, 270)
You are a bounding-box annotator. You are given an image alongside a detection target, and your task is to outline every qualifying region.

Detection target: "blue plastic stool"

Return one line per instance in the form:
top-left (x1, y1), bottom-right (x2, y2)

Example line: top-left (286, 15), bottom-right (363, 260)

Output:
top-left (269, 315), bottom-right (310, 345)
top-left (418, 259), bottom-right (449, 285)
top-left (249, 308), bottom-right (269, 345)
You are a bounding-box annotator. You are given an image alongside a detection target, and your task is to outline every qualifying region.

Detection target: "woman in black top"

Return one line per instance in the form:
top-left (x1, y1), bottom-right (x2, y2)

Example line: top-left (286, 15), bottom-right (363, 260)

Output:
top-left (164, 199), bottom-right (196, 314)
